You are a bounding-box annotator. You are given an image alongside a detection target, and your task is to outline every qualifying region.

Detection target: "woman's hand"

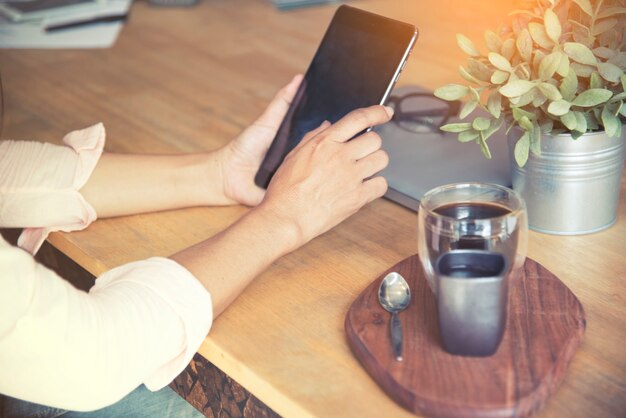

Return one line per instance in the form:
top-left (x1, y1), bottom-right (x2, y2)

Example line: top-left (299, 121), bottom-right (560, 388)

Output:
top-left (173, 105), bottom-right (392, 316)
top-left (257, 105), bottom-right (393, 248)
top-left (217, 75), bottom-right (303, 206)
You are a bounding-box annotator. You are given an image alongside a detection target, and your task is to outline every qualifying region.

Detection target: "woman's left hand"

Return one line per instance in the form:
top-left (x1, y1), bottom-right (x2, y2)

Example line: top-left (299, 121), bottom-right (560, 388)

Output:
top-left (217, 75), bottom-right (302, 206)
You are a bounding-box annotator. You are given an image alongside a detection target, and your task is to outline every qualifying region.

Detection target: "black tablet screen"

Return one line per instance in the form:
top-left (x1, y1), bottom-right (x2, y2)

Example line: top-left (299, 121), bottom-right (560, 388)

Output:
top-left (254, 5), bottom-right (417, 188)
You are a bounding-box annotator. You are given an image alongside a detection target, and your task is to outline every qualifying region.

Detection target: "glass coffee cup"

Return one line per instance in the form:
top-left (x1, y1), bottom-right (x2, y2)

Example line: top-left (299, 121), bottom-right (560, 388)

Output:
top-left (417, 183), bottom-right (528, 355)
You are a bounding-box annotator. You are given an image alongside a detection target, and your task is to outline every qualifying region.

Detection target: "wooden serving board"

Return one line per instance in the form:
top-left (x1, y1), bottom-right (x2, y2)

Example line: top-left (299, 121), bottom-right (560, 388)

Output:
top-left (345, 255), bottom-right (585, 418)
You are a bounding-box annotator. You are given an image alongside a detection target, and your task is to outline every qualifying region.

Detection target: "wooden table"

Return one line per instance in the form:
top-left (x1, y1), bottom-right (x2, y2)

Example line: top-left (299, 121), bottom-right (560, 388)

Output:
top-left (1, 1), bottom-right (624, 417)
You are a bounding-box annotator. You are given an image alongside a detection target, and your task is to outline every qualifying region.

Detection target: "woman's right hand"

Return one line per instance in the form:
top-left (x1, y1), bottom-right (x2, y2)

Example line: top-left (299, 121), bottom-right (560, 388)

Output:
top-left (258, 105), bottom-right (393, 249)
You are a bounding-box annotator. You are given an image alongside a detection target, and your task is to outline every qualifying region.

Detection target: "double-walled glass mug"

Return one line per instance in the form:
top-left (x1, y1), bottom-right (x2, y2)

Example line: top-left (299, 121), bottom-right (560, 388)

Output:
top-left (417, 183), bottom-right (528, 356)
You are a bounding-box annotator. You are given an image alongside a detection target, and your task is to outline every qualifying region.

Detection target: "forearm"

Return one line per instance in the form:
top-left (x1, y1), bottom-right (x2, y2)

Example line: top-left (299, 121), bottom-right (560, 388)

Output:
top-left (80, 151), bottom-right (234, 218)
top-left (171, 204), bottom-right (300, 317)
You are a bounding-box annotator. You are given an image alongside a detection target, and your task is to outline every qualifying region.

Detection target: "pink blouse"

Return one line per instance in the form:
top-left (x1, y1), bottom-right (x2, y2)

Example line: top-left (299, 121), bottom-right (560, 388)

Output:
top-left (0, 124), bottom-right (213, 411)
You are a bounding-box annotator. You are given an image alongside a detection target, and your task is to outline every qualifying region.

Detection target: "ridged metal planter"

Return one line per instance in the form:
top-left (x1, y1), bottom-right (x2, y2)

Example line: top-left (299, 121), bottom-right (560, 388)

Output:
top-left (507, 129), bottom-right (625, 235)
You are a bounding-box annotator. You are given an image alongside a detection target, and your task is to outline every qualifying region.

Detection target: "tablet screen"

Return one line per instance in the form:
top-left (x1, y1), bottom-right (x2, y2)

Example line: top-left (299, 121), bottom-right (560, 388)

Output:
top-left (255, 5), bottom-right (417, 188)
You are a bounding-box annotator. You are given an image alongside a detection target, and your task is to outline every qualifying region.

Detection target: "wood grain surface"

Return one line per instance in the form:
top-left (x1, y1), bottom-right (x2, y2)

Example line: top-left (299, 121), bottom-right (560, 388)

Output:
top-left (345, 255), bottom-right (586, 418)
top-left (1, 1), bottom-right (625, 417)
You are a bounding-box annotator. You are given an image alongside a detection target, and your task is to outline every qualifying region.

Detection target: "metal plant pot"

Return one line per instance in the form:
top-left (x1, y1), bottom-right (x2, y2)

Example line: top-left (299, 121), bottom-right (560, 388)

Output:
top-left (507, 128), bottom-right (626, 235)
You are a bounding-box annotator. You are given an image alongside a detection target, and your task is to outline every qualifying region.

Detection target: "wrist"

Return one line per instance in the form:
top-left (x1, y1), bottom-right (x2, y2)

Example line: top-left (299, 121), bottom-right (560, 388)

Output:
top-left (247, 202), bottom-right (305, 257)
top-left (198, 149), bottom-right (238, 206)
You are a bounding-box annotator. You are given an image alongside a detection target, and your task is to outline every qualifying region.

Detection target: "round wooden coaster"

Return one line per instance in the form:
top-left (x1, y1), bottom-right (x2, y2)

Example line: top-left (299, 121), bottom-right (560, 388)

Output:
top-left (344, 255), bottom-right (585, 418)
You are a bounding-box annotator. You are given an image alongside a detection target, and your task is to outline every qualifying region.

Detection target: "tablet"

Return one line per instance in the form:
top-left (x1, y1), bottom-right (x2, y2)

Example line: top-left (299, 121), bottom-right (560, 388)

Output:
top-left (254, 5), bottom-right (418, 188)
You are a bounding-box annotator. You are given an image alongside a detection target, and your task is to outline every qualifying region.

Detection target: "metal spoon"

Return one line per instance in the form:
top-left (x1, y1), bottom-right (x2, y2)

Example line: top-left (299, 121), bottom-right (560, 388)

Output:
top-left (378, 271), bottom-right (411, 361)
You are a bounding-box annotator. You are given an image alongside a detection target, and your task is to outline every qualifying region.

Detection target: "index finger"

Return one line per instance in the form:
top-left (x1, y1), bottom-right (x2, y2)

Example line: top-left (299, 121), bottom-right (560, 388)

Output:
top-left (322, 105), bottom-right (393, 143)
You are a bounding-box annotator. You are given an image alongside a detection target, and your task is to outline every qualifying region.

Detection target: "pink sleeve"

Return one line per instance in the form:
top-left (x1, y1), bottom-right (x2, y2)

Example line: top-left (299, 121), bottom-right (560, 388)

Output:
top-left (0, 236), bottom-right (213, 411)
top-left (0, 123), bottom-right (105, 254)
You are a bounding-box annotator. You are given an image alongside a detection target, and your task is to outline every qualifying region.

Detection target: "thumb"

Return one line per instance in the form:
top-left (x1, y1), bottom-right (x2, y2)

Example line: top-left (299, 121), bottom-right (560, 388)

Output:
top-left (246, 185), bottom-right (266, 206)
top-left (255, 74), bottom-right (303, 130)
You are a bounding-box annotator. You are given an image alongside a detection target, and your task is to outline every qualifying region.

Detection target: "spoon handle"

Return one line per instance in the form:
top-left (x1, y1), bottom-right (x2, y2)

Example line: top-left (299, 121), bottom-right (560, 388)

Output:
top-left (390, 311), bottom-right (403, 361)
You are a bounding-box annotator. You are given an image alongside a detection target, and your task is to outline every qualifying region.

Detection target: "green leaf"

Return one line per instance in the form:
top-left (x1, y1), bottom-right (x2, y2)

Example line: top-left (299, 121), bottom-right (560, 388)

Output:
top-left (440, 122), bottom-right (473, 133)
top-left (571, 130), bottom-right (585, 139)
top-left (457, 33), bottom-right (480, 57)
top-left (557, 52), bottom-right (570, 77)
top-left (572, 0), bottom-right (593, 16)
top-left (539, 52), bottom-right (562, 80)
top-left (517, 89), bottom-right (539, 107)
top-left (512, 107), bottom-right (535, 121)
top-left (610, 92), bottom-right (626, 102)
top-left (487, 90), bottom-right (502, 118)
top-left (609, 53), bottom-right (626, 69)
top-left (548, 99), bottom-right (572, 116)
top-left (484, 30), bottom-right (503, 53)
top-left (530, 123), bottom-right (542, 155)
top-left (469, 86), bottom-right (480, 102)
top-left (593, 47), bottom-right (616, 59)
top-left (598, 62), bottom-right (624, 83)
top-left (519, 63), bottom-right (531, 79)
top-left (460, 100), bottom-right (478, 119)
top-left (560, 69), bottom-right (578, 101)
top-left (529, 22), bottom-right (554, 50)
top-left (597, 7), bottom-right (626, 20)
top-left (467, 58), bottom-right (493, 82)
top-left (514, 131), bottom-right (531, 167)
top-left (478, 132), bottom-right (492, 159)
top-left (519, 115), bottom-right (534, 131)
top-left (590, 72), bottom-right (603, 89)
top-left (516, 28), bottom-right (533, 62)
top-left (458, 129), bottom-right (479, 142)
top-left (483, 116), bottom-right (504, 139)
top-left (601, 106), bottom-right (621, 137)
top-left (532, 49), bottom-right (545, 73)
top-left (501, 38), bottom-right (515, 61)
top-left (434, 84), bottom-right (469, 101)
top-left (572, 32), bottom-right (595, 49)
top-left (622, 74), bottom-right (626, 92)
top-left (459, 65), bottom-right (481, 84)
top-left (472, 117), bottom-right (491, 131)
top-left (571, 89), bottom-right (613, 107)
top-left (491, 70), bottom-right (509, 84)
top-left (591, 18), bottom-right (618, 37)
top-left (561, 111), bottom-right (577, 130)
top-left (488, 52), bottom-right (512, 71)
top-left (499, 80), bottom-right (536, 97)
top-left (544, 9), bottom-right (562, 43)
top-left (571, 62), bottom-right (596, 78)
top-left (593, 107), bottom-right (602, 121)
top-left (573, 111), bottom-right (587, 133)
top-left (532, 91), bottom-right (548, 107)
top-left (569, 19), bottom-right (591, 35)
top-left (539, 82), bottom-right (562, 101)
top-left (564, 42), bottom-right (597, 66)
top-left (533, 94), bottom-right (548, 107)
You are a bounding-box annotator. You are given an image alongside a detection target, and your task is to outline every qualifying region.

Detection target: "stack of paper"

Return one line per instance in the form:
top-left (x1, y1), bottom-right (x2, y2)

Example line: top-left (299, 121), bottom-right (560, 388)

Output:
top-left (0, 0), bottom-right (132, 48)
top-left (270, 0), bottom-right (343, 10)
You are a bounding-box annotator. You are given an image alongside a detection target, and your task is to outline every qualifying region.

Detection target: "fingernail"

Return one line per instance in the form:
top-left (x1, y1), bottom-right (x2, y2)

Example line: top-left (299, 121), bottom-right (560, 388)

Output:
top-left (320, 120), bottom-right (331, 128)
top-left (384, 105), bottom-right (394, 117)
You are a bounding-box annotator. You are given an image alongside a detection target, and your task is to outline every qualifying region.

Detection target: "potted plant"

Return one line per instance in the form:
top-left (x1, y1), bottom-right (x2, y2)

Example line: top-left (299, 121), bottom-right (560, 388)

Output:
top-left (434, 0), bottom-right (626, 234)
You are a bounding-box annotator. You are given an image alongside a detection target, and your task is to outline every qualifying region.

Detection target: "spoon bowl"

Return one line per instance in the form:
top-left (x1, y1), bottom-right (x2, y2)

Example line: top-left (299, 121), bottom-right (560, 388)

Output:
top-left (378, 271), bottom-right (411, 361)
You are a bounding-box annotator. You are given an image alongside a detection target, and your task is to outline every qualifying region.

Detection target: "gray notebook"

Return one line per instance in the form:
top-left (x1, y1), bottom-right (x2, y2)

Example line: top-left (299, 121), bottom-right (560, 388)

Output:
top-left (377, 86), bottom-right (512, 211)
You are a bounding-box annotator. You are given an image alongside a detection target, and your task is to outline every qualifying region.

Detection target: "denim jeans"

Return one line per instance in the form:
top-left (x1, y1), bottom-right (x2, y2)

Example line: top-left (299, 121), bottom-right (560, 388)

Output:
top-left (1, 385), bottom-right (204, 418)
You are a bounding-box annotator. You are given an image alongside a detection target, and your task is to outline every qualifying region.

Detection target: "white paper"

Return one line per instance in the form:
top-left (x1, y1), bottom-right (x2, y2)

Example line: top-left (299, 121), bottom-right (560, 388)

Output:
top-left (0, 0), bottom-right (130, 49)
